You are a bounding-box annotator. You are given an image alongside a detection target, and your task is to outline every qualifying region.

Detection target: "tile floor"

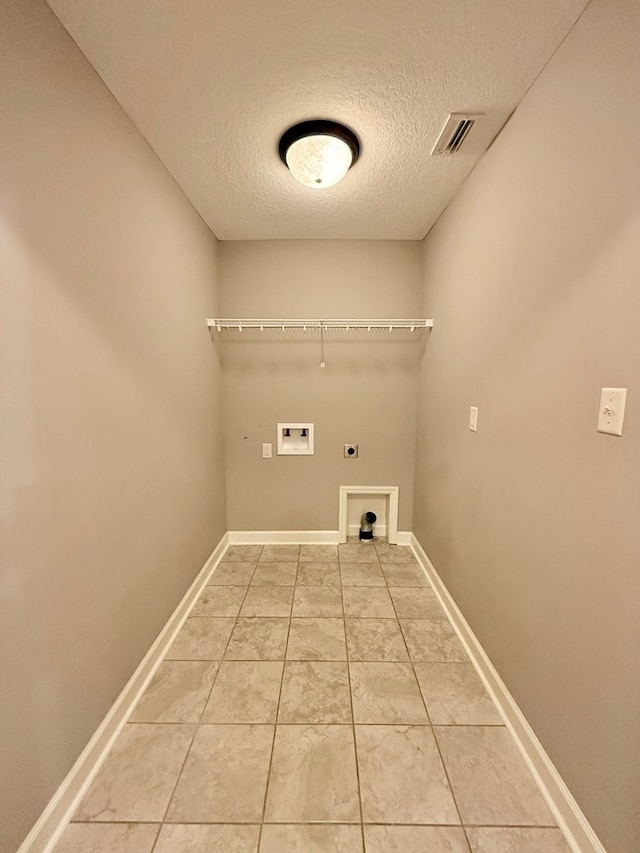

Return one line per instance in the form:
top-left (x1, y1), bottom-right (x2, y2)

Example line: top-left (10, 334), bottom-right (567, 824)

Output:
top-left (55, 542), bottom-right (572, 852)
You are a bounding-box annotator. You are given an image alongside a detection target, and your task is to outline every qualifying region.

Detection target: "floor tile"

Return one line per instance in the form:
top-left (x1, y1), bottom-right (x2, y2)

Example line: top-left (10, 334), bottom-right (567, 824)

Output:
top-left (165, 617), bottom-right (234, 660)
top-left (286, 617), bottom-right (347, 660)
top-left (240, 586), bottom-right (294, 617)
top-left (435, 726), bottom-right (555, 825)
top-left (64, 541), bottom-right (560, 850)
top-left (54, 823), bottom-right (159, 852)
top-left (293, 585), bottom-right (343, 616)
top-left (296, 562), bottom-right (341, 585)
top-left (166, 724), bottom-right (274, 822)
top-left (364, 825), bottom-right (469, 852)
top-left (191, 586), bottom-right (247, 617)
top-left (251, 561), bottom-right (298, 585)
top-left (202, 661), bottom-right (283, 723)
top-left (388, 586), bottom-right (445, 619)
top-left (299, 544), bottom-right (339, 562)
top-left (342, 586), bottom-right (395, 618)
top-left (225, 618), bottom-right (289, 660)
top-left (278, 661), bottom-right (351, 723)
top-left (414, 662), bottom-right (502, 725)
top-left (338, 543), bottom-right (379, 562)
top-left (380, 562), bottom-right (428, 585)
top-left (466, 827), bottom-right (572, 852)
top-left (373, 543), bottom-right (417, 563)
top-left (130, 660), bottom-right (218, 723)
top-left (264, 725), bottom-right (360, 822)
top-left (400, 619), bottom-right (468, 662)
top-left (155, 824), bottom-right (260, 852)
top-left (260, 824), bottom-right (363, 852)
top-left (355, 724), bottom-right (458, 824)
top-left (345, 618), bottom-right (409, 661)
top-left (224, 545), bottom-right (263, 562)
top-left (339, 561), bottom-right (386, 586)
top-left (209, 561), bottom-right (256, 585)
top-left (74, 724), bottom-right (194, 822)
top-left (260, 544), bottom-right (300, 562)
top-left (349, 662), bottom-right (428, 724)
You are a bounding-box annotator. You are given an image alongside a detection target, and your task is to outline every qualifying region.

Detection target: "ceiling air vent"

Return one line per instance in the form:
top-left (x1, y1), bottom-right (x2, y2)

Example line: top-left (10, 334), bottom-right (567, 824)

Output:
top-left (431, 113), bottom-right (484, 155)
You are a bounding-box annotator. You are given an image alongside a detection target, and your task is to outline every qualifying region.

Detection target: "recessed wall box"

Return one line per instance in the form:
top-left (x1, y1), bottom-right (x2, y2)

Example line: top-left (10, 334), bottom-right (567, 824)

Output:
top-left (277, 423), bottom-right (315, 455)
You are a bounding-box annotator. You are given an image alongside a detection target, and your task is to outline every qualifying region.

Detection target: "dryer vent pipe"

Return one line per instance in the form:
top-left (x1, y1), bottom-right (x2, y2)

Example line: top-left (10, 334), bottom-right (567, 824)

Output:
top-left (359, 511), bottom-right (377, 541)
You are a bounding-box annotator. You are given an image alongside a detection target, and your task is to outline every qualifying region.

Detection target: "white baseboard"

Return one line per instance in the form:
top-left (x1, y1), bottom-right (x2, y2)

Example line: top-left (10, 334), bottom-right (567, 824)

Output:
top-left (228, 530), bottom-right (340, 544)
top-left (228, 530), bottom-right (413, 546)
top-left (19, 533), bottom-right (229, 853)
top-left (410, 535), bottom-right (606, 853)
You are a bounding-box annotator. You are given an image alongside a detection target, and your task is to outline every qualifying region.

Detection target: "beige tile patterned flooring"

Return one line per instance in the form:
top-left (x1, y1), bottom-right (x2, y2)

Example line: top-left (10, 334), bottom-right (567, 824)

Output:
top-left (55, 542), bottom-right (572, 852)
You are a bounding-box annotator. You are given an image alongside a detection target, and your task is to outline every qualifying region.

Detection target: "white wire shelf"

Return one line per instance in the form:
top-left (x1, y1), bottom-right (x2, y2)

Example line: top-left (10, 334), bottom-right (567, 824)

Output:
top-left (206, 318), bottom-right (433, 368)
top-left (207, 318), bottom-right (433, 332)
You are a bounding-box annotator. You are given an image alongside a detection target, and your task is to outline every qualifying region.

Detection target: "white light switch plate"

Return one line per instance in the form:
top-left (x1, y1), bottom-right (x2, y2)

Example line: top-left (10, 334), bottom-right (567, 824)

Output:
top-left (597, 388), bottom-right (627, 436)
top-left (469, 406), bottom-right (478, 432)
top-left (262, 442), bottom-right (272, 458)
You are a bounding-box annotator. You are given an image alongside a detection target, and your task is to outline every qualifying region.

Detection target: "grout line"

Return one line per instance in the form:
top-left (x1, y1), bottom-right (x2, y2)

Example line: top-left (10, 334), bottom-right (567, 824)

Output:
top-left (148, 822), bottom-right (162, 853)
top-left (157, 545), bottom-right (262, 829)
top-left (194, 561), bottom-right (261, 723)
top-left (198, 562), bottom-right (261, 721)
top-left (97, 722), bottom-right (483, 728)
top-left (67, 818), bottom-right (564, 828)
top-left (256, 554), bottom-right (297, 848)
top-left (137, 658), bottom-right (506, 669)
top-left (383, 562), bottom-right (473, 852)
top-left (340, 562), bottom-right (366, 850)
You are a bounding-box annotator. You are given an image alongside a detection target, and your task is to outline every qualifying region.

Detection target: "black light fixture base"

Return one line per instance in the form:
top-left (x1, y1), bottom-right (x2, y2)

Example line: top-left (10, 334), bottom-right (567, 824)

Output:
top-left (278, 120), bottom-right (361, 166)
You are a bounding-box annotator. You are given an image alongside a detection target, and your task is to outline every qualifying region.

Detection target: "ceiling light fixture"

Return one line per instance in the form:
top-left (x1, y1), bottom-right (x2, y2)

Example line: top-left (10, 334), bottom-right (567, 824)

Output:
top-left (279, 120), bottom-right (360, 189)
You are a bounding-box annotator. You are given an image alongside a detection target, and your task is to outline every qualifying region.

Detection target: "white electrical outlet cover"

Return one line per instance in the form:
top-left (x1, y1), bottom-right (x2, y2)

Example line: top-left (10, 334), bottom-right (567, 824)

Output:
top-left (262, 442), bottom-right (272, 458)
top-left (597, 388), bottom-right (627, 436)
top-left (469, 406), bottom-right (478, 432)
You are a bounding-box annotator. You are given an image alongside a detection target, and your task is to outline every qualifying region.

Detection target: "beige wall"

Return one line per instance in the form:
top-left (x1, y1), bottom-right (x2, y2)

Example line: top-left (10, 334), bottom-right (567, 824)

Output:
top-left (0, 2), bottom-right (226, 849)
top-left (413, 1), bottom-right (640, 851)
top-left (219, 241), bottom-right (422, 532)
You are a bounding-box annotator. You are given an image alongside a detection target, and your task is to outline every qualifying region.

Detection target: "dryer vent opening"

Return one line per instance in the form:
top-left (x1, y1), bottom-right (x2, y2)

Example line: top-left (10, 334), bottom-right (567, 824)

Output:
top-left (359, 511), bottom-right (377, 541)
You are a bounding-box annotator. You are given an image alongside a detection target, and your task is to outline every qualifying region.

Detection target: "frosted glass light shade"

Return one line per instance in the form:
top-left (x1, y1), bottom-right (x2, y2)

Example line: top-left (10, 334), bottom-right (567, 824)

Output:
top-left (285, 134), bottom-right (353, 189)
top-left (279, 120), bottom-right (360, 189)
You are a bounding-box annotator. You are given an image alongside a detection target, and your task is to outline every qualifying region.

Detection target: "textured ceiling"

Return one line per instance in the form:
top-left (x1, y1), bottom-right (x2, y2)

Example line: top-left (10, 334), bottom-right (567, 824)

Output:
top-left (47, 0), bottom-right (589, 240)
